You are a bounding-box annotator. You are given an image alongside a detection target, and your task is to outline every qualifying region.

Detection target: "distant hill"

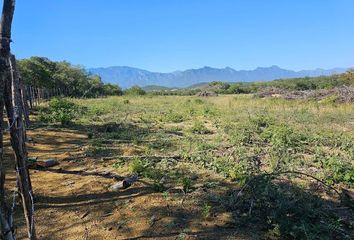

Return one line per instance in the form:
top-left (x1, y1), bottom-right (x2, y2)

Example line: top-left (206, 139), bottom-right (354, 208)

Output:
top-left (88, 65), bottom-right (349, 89)
top-left (187, 82), bottom-right (210, 89)
top-left (142, 85), bottom-right (177, 92)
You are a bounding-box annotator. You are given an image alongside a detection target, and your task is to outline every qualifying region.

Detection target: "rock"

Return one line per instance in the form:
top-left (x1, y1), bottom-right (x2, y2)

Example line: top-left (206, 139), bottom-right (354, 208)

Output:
top-left (149, 215), bottom-right (158, 226)
top-left (110, 182), bottom-right (124, 191)
top-left (36, 159), bottom-right (58, 167)
top-left (197, 91), bottom-right (218, 97)
top-left (114, 201), bottom-right (122, 207)
top-left (62, 180), bottom-right (75, 186)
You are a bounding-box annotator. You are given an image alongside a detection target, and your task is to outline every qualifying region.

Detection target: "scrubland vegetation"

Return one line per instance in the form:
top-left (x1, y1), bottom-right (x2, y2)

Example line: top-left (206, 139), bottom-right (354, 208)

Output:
top-left (11, 58), bottom-right (354, 238)
top-left (34, 92), bottom-right (354, 239)
top-left (17, 57), bottom-right (354, 101)
top-left (150, 70), bottom-right (354, 98)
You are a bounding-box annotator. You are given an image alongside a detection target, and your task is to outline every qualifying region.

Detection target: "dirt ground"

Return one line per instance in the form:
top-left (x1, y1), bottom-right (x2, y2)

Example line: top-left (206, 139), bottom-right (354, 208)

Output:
top-left (4, 126), bottom-right (255, 240)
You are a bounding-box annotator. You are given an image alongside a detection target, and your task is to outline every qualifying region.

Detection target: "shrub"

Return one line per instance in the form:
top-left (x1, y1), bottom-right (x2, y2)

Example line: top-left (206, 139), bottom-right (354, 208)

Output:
top-left (194, 99), bottom-right (204, 104)
top-left (189, 121), bottom-right (212, 134)
top-left (320, 156), bottom-right (354, 187)
top-left (202, 203), bottom-right (212, 219)
top-left (225, 175), bottom-right (348, 239)
top-left (39, 98), bottom-right (81, 125)
top-left (124, 85), bottom-right (146, 95)
top-left (178, 176), bottom-right (192, 194)
top-left (261, 125), bottom-right (298, 149)
top-left (129, 158), bottom-right (163, 180)
top-left (163, 111), bottom-right (185, 123)
top-left (129, 158), bottom-right (148, 174)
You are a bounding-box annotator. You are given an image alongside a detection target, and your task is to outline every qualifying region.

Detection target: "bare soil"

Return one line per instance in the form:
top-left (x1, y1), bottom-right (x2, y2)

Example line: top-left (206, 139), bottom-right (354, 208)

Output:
top-left (5, 126), bottom-right (255, 240)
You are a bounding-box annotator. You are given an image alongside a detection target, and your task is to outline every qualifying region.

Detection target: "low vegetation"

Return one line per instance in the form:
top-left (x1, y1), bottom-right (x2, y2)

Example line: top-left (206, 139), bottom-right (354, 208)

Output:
top-left (36, 92), bottom-right (354, 239)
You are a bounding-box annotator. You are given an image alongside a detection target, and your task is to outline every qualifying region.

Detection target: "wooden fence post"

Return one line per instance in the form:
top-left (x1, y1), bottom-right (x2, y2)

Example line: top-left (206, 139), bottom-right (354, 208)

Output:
top-left (0, 1), bottom-right (36, 239)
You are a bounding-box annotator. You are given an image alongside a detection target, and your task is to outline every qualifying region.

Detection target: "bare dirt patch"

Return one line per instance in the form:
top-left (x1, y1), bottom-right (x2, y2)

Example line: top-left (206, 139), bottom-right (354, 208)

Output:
top-left (6, 127), bottom-right (252, 240)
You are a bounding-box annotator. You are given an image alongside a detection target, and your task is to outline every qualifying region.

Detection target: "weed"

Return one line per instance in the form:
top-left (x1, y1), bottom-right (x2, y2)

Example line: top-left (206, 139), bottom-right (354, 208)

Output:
top-left (152, 181), bottom-right (166, 192)
top-left (202, 203), bottom-right (212, 219)
top-left (85, 145), bottom-right (116, 157)
top-left (320, 155), bottom-right (354, 187)
top-left (162, 110), bottom-right (185, 123)
top-left (189, 121), bottom-right (212, 134)
top-left (194, 99), bottom-right (204, 104)
top-left (67, 94), bottom-right (354, 239)
top-left (178, 176), bottom-right (192, 194)
top-left (177, 232), bottom-right (187, 240)
top-left (162, 191), bottom-right (170, 200)
top-left (112, 161), bottom-right (124, 170)
top-left (129, 158), bottom-right (148, 174)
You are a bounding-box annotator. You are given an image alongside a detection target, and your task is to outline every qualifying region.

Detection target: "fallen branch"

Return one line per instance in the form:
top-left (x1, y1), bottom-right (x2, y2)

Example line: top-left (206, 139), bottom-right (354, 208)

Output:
top-left (232, 170), bottom-right (342, 205)
top-left (274, 171), bottom-right (341, 196)
top-left (110, 174), bottom-right (138, 191)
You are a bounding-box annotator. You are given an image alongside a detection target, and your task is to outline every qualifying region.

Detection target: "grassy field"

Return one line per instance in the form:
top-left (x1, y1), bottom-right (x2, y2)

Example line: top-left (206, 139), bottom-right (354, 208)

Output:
top-left (29, 94), bottom-right (353, 239)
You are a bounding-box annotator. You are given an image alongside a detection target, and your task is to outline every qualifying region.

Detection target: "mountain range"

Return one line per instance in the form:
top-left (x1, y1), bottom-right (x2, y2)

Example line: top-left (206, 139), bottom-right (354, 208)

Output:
top-left (88, 65), bottom-right (348, 89)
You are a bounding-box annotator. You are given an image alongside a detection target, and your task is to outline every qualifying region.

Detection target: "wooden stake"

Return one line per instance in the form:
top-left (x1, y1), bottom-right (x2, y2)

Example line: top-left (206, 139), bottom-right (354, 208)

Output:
top-left (0, 1), bottom-right (35, 239)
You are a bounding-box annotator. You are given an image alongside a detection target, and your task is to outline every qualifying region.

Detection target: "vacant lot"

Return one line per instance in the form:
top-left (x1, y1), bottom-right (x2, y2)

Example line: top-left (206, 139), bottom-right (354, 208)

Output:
top-left (9, 94), bottom-right (354, 239)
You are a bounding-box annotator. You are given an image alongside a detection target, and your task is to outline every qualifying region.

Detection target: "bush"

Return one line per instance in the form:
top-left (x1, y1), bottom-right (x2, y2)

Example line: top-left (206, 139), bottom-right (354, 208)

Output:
top-left (124, 85), bottom-right (146, 96)
top-left (163, 110), bottom-right (185, 123)
top-left (129, 158), bottom-right (163, 180)
top-left (225, 174), bottom-right (349, 239)
top-left (189, 121), bottom-right (212, 134)
top-left (178, 176), bottom-right (192, 194)
top-left (39, 98), bottom-right (81, 125)
top-left (320, 156), bottom-right (354, 187)
top-left (129, 158), bottom-right (148, 174)
top-left (103, 83), bottom-right (123, 96)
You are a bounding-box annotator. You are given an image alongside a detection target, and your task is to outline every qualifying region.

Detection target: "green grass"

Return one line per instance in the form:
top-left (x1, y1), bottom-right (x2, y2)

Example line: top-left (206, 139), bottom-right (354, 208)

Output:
top-left (70, 94), bottom-right (353, 183)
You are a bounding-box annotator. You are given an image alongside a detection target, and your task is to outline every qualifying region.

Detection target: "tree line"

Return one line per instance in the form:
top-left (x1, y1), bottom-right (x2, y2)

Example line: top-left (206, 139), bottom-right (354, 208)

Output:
top-left (17, 57), bottom-right (123, 102)
top-left (150, 70), bottom-right (354, 96)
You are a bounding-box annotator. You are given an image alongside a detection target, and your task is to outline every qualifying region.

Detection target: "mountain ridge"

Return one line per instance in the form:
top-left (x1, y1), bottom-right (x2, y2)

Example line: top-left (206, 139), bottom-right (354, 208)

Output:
top-left (88, 65), bottom-right (349, 89)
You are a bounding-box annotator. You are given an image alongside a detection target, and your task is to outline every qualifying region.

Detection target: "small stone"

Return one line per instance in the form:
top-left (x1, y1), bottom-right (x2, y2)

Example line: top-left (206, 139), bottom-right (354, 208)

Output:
top-left (63, 180), bottom-right (75, 186)
top-left (110, 182), bottom-right (124, 191)
top-left (191, 174), bottom-right (199, 181)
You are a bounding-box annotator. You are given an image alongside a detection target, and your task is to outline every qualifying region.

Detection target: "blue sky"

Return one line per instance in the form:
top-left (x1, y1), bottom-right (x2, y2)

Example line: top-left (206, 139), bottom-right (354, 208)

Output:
top-left (9, 0), bottom-right (354, 72)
